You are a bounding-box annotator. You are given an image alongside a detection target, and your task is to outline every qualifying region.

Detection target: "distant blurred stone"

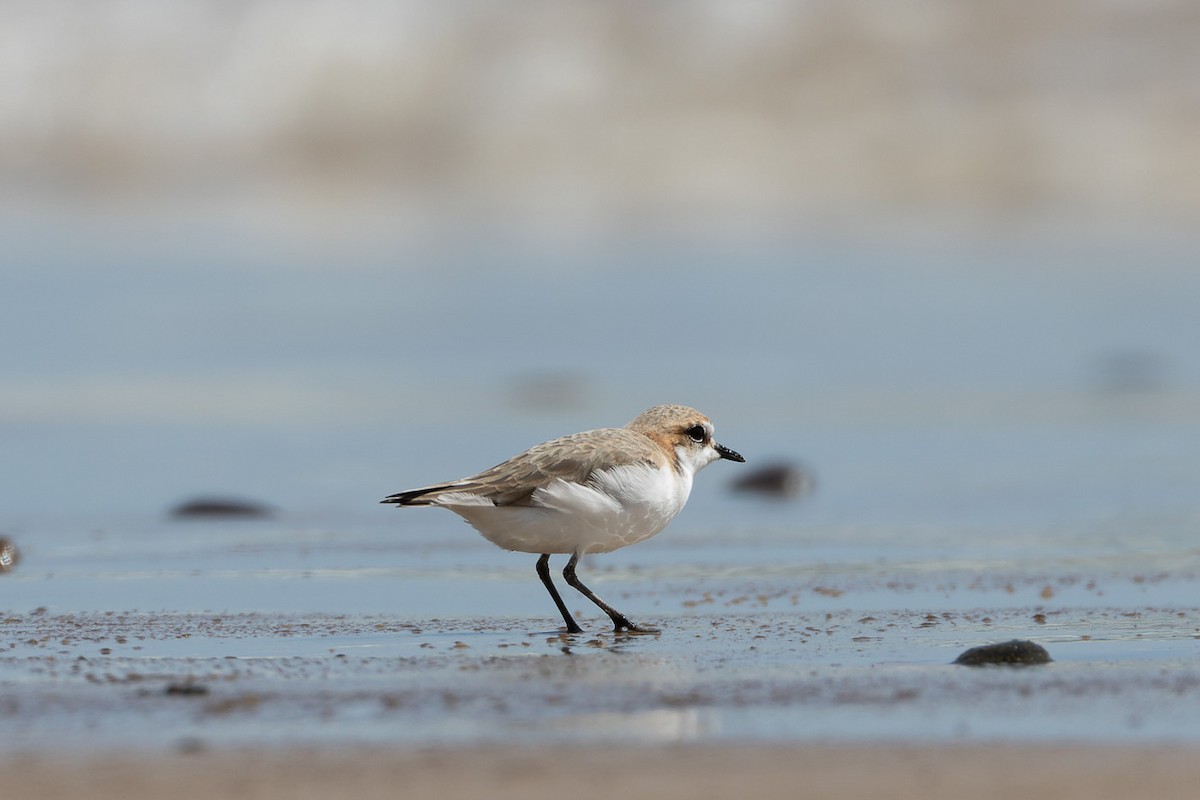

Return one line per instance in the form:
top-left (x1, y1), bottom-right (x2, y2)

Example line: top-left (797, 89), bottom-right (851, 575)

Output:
top-left (176, 737), bottom-right (207, 754)
top-left (1092, 350), bottom-right (1168, 395)
top-left (507, 372), bottom-right (589, 412)
top-left (165, 682), bottom-right (210, 696)
top-left (729, 462), bottom-right (812, 499)
top-left (954, 639), bottom-right (1052, 667)
top-left (0, 537), bottom-right (18, 573)
top-left (170, 498), bottom-right (273, 519)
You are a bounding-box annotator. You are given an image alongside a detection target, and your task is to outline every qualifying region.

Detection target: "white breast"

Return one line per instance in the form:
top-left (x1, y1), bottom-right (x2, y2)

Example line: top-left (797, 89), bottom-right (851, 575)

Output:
top-left (436, 463), bottom-right (693, 556)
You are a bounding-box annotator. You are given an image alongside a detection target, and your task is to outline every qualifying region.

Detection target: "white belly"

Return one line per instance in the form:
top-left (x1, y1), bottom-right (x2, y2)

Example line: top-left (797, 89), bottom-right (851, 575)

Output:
top-left (436, 463), bottom-right (692, 555)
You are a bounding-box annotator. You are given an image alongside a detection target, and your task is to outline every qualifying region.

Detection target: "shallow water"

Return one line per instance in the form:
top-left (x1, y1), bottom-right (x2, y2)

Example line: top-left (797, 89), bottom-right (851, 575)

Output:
top-left (3, 507), bottom-right (1199, 752)
top-left (3, 226), bottom-right (1200, 751)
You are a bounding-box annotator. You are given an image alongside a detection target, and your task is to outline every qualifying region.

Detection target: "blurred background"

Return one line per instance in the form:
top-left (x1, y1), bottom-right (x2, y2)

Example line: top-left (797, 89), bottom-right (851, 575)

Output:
top-left (3, 0), bottom-right (1199, 537)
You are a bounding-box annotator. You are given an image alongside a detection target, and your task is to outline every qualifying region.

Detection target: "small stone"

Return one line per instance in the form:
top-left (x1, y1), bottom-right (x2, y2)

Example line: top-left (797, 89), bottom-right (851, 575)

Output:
top-left (0, 538), bottom-right (19, 573)
top-left (164, 683), bottom-right (210, 696)
top-left (169, 497), bottom-right (273, 519)
top-left (729, 462), bottom-right (813, 499)
top-left (954, 639), bottom-right (1052, 667)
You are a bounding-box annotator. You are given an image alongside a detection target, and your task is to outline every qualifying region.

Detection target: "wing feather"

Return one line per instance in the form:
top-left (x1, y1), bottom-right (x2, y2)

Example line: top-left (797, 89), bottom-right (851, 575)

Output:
top-left (381, 427), bottom-right (665, 507)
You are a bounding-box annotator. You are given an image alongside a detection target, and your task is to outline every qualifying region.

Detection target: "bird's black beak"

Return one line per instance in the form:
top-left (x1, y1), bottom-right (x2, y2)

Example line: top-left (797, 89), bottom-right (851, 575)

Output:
top-left (715, 443), bottom-right (745, 463)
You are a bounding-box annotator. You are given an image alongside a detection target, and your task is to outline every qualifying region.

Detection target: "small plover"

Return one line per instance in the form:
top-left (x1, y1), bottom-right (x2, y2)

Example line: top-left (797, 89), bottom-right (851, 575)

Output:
top-left (382, 404), bottom-right (745, 633)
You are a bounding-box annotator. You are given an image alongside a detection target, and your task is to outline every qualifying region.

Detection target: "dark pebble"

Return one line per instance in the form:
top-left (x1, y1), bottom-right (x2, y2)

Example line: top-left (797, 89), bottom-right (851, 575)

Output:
top-left (170, 497), bottom-right (273, 519)
top-left (954, 639), bottom-right (1052, 667)
top-left (729, 462), bottom-right (813, 499)
top-left (165, 683), bottom-right (210, 696)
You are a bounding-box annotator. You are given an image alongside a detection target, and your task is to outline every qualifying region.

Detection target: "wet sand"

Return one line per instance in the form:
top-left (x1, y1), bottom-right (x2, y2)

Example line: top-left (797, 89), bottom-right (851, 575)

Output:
top-left (9, 743), bottom-right (1200, 800)
top-left (5, 513), bottom-right (1200, 797)
top-left (4, 602), bottom-right (1199, 750)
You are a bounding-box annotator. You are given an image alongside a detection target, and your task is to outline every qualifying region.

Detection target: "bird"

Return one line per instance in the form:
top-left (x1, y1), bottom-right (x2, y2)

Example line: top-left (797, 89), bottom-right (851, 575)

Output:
top-left (382, 404), bottom-right (745, 634)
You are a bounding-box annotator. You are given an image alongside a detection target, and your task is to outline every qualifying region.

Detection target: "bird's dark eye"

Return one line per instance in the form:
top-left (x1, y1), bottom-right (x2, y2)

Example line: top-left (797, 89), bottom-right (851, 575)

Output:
top-left (686, 425), bottom-right (706, 443)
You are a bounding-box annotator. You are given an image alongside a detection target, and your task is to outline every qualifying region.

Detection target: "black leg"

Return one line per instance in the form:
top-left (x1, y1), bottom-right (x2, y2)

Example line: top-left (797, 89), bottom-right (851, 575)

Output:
top-left (562, 554), bottom-right (658, 634)
top-left (536, 554), bottom-right (583, 634)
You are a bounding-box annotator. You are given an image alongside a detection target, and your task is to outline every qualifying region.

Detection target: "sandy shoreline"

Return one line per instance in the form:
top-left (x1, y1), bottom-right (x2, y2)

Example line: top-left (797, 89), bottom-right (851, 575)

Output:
top-left (9, 743), bottom-right (1200, 800)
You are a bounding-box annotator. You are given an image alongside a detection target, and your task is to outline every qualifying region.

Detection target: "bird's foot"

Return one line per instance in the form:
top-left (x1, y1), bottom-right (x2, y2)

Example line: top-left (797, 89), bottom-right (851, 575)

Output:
top-left (613, 619), bottom-right (661, 635)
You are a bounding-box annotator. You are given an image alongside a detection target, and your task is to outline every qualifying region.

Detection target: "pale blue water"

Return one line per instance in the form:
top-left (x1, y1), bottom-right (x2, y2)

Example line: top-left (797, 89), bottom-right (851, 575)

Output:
top-left (6, 220), bottom-right (1200, 518)
top-left (3, 218), bottom-right (1200, 750)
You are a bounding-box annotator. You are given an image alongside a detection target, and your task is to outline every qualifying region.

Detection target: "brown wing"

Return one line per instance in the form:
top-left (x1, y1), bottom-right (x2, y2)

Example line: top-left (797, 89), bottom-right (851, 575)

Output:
top-left (381, 427), bottom-right (665, 507)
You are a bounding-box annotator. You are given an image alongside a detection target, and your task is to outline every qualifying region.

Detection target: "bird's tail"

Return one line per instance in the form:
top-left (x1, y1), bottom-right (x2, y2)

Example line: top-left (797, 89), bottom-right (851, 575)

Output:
top-left (381, 482), bottom-right (477, 506)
